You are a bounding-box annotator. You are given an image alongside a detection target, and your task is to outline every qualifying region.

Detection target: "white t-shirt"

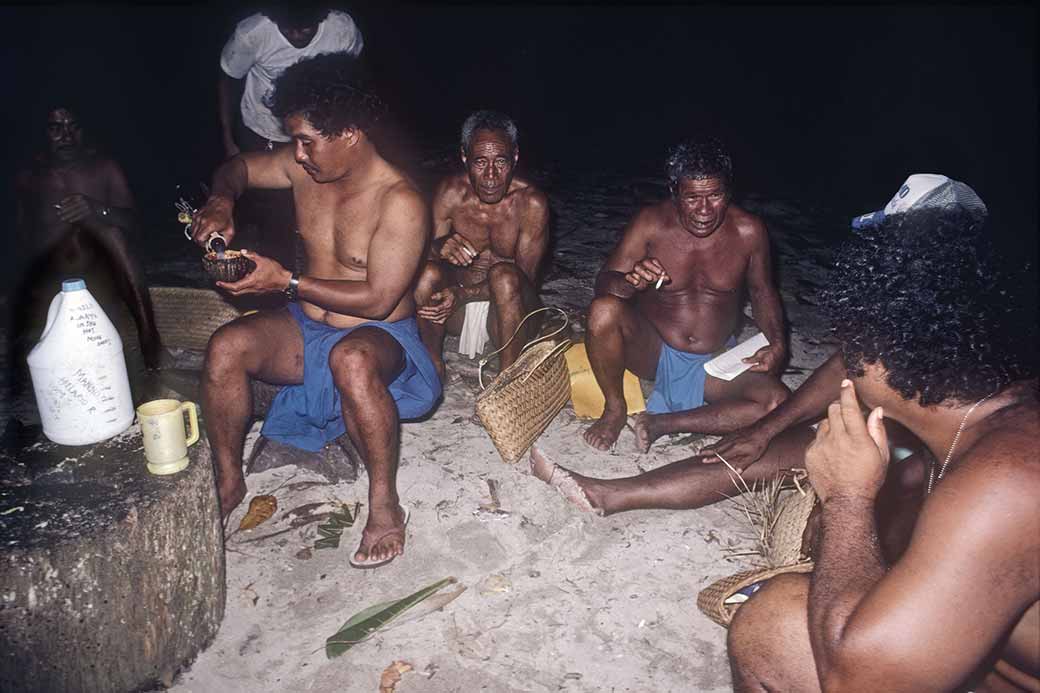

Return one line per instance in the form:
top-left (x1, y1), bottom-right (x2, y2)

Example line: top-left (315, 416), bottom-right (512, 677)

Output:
top-left (220, 11), bottom-right (364, 142)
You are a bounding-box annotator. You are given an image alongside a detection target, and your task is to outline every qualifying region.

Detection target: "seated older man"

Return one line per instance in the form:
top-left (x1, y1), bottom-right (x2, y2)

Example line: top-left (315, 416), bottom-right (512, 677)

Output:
top-left (581, 136), bottom-right (789, 452)
top-left (413, 110), bottom-right (549, 379)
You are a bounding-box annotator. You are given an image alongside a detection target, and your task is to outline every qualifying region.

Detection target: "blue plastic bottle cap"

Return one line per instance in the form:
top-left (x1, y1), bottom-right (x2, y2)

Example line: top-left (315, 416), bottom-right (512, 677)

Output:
top-left (62, 278), bottom-right (86, 292)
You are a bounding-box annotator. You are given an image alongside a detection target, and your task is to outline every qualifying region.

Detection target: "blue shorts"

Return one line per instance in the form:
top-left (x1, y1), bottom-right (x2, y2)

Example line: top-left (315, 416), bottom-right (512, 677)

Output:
top-left (261, 303), bottom-right (442, 452)
top-left (645, 337), bottom-right (736, 414)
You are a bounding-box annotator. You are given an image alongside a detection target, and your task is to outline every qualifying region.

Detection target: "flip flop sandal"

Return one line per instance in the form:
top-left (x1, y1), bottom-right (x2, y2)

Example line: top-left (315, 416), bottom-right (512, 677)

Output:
top-left (349, 505), bottom-right (411, 569)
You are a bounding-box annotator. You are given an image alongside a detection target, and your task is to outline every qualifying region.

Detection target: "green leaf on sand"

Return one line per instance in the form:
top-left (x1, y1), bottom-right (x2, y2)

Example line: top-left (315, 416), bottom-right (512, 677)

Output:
top-left (313, 502), bottom-right (360, 550)
top-left (325, 577), bottom-right (459, 658)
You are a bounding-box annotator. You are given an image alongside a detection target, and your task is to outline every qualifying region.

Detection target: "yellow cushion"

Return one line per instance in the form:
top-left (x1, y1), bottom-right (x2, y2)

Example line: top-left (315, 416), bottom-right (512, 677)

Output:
top-left (564, 342), bottom-right (646, 419)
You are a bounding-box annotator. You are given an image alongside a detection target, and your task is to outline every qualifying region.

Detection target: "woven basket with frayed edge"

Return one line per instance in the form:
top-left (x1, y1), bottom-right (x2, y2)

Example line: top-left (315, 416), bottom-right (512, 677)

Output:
top-left (697, 562), bottom-right (815, 628)
top-left (149, 286), bottom-right (242, 351)
top-left (475, 307), bottom-right (571, 463)
top-left (697, 484), bottom-right (818, 628)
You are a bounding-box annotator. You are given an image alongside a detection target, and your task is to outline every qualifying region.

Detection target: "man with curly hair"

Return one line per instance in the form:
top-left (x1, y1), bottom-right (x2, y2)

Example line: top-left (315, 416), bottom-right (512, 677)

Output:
top-left (717, 184), bottom-right (1037, 691)
top-left (217, 5), bottom-right (364, 271)
top-left (581, 136), bottom-right (789, 451)
top-left (412, 110), bottom-right (550, 378)
top-left (192, 52), bottom-right (440, 568)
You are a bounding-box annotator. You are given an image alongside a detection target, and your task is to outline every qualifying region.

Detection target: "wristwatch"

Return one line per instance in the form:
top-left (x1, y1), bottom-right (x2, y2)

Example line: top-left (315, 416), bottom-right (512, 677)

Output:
top-left (284, 272), bottom-right (300, 301)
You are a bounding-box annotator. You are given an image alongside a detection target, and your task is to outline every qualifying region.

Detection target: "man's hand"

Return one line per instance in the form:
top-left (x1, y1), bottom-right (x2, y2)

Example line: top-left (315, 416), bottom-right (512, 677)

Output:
top-left (417, 286), bottom-right (459, 324)
top-left (805, 380), bottom-right (889, 504)
top-left (440, 233), bottom-right (479, 267)
top-left (215, 249), bottom-right (287, 296)
top-left (744, 343), bottom-right (786, 374)
top-left (624, 257), bottom-right (670, 291)
top-left (56, 194), bottom-right (101, 226)
top-left (191, 195), bottom-right (236, 249)
top-left (693, 424), bottom-right (773, 470)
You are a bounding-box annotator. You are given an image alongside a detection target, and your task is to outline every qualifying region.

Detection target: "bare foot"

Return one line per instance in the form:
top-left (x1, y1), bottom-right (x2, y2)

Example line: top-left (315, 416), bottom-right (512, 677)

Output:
top-left (632, 412), bottom-right (661, 453)
top-left (583, 407), bottom-right (627, 450)
top-left (530, 446), bottom-right (604, 516)
top-left (352, 504), bottom-right (408, 567)
top-left (217, 475), bottom-right (247, 519)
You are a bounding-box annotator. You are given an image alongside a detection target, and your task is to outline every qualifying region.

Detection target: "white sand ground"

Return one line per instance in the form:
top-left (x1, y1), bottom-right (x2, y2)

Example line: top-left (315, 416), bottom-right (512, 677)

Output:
top-left (171, 333), bottom-right (827, 693)
top-left (165, 174), bottom-right (837, 693)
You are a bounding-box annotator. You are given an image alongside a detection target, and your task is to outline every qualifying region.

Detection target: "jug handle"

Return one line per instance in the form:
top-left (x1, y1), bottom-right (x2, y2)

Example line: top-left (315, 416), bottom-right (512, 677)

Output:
top-left (182, 402), bottom-right (200, 447)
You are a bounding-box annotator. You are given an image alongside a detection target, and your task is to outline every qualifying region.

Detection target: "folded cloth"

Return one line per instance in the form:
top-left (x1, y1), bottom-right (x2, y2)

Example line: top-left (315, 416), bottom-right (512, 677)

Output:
top-left (564, 342), bottom-right (646, 418)
top-left (645, 337), bottom-right (736, 414)
top-left (262, 303), bottom-right (442, 452)
top-left (458, 300), bottom-right (491, 358)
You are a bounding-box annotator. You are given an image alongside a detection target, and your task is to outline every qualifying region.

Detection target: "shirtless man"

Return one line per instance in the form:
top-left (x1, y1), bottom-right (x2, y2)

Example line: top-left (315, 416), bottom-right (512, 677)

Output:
top-left (191, 53), bottom-right (440, 568)
top-left (529, 176), bottom-right (992, 518)
top-left (582, 137), bottom-right (788, 451)
top-left (14, 104), bottom-right (160, 369)
top-left (724, 205), bottom-right (1039, 692)
top-left (413, 110), bottom-right (549, 378)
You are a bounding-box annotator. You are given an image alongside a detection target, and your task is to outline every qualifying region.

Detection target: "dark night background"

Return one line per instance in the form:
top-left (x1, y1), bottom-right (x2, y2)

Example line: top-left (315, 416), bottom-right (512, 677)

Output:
top-left (1, 3), bottom-right (1036, 280)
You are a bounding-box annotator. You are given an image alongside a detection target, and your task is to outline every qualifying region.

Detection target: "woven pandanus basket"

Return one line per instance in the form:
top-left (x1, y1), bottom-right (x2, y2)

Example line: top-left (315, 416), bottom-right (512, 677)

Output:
top-left (697, 486), bottom-right (818, 627)
top-left (476, 338), bottom-right (571, 463)
top-left (474, 307), bottom-right (571, 464)
top-left (148, 286), bottom-right (243, 351)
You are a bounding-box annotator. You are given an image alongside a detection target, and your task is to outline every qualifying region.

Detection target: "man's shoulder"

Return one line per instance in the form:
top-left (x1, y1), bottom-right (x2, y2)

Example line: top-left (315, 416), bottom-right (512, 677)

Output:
top-left (433, 173), bottom-right (471, 205)
top-left (379, 176), bottom-right (427, 218)
top-left (90, 154), bottom-right (125, 176)
top-left (727, 204), bottom-right (767, 237)
top-left (511, 178), bottom-right (548, 212)
top-left (630, 199), bottom-right (673, 233)
top-left (324, 10), bottom-right (360, 31)
top-left (232, 12), bottom-right (270, 37)
top-left (956, 397), bottom-right (1040, 510)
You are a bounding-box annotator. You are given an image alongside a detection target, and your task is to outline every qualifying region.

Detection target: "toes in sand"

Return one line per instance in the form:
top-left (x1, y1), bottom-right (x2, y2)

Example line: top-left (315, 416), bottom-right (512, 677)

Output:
top-left (582, 409), bottom-right (627, 450)
top-left (631, 412), bottom-right (657, 453)
top-left (530, 446), bottom-right (604, 516)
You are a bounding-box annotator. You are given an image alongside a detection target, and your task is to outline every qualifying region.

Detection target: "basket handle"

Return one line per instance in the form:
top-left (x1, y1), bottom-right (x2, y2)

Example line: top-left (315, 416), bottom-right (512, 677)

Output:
top-left (479, 306), bottom-right (569, 390)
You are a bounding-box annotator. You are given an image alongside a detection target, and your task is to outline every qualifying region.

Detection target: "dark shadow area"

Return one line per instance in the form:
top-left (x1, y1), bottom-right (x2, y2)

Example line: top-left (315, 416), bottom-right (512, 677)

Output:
top-left (1, 3), bottom-right (1035, 315)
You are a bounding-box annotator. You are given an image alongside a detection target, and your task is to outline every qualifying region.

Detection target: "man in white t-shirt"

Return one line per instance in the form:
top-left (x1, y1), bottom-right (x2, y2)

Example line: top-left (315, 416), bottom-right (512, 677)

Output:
top-left (216, 7), bottom-right (364, 270)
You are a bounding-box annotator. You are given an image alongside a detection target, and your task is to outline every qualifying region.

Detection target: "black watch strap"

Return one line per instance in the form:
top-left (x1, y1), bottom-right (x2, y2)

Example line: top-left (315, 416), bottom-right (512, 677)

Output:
top-left (284, 272), bottom-right (300, 301)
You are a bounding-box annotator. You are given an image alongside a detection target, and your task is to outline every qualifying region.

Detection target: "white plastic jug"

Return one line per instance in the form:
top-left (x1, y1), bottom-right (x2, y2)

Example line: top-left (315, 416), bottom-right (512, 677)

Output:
top-left (27, 278), bottom-right (135, 445)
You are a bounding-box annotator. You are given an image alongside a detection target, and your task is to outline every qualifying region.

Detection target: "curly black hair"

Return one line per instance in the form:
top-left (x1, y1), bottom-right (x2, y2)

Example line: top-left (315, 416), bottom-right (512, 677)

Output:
top-left (822, 208), bottom-right (1037, 406)
top-left (268, 52), bottom-right (383, 137)
top-left (665, 136), bottom-right (733, 193)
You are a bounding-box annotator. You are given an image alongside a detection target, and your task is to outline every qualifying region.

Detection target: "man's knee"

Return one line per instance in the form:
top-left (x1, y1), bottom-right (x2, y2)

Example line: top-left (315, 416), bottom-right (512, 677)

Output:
top-left (728, 573), bottom-right (808, 667)
top-left (415, 261), bottom-right (447, 299)
top-left (587, 294), bottom-right (627, 336)
top-left (761, 380), bottom-right (790, 414)
top-left (204, 322), bottom-right (254, 376)
top-left (488, 262), bottom-right (523, 301)
top-left (329, 340), bottom-right (381, 394)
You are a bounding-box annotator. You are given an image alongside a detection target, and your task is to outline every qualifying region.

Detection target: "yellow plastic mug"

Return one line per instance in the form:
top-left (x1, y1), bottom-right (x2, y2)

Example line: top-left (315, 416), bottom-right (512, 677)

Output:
top-left (136, 399), bottom-right (199, 475)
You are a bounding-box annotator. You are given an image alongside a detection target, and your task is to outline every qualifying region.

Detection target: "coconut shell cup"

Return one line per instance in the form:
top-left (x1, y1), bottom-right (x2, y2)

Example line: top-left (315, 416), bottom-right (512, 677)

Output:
top-left (202, 250), bottom-right (256, 283)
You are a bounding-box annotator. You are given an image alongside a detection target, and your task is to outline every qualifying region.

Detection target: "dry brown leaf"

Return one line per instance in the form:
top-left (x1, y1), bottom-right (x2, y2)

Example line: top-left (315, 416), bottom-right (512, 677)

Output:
top-left (378, 660), bottom-right (413, 693)
top-left (238, 495), bottom-right (277, 531)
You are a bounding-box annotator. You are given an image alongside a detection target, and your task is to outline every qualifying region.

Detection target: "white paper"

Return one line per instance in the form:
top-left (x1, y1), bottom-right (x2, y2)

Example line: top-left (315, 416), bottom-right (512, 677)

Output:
top-left (704, 333), bottom-right (770, 381)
